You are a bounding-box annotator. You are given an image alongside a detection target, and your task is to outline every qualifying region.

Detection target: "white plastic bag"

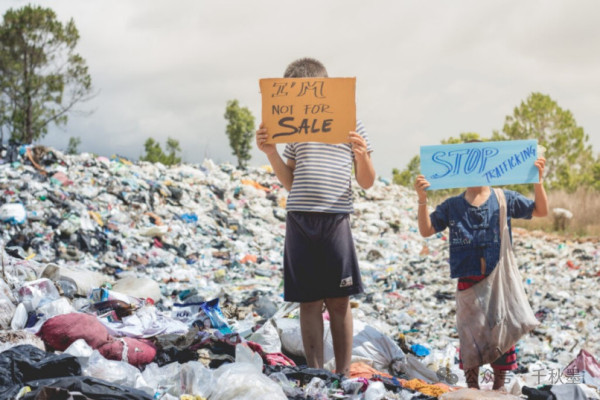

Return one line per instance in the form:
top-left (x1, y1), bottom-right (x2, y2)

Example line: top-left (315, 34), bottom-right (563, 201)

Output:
top-left (210, 362), bottom-right (286, 400)
top-left (10, 303), bottom-right (27, 330)
top-left (64, 338), bottom-right (94, 359)
top-left (277, 313), bottom-right (405, 374)
top-left (0, 298), bottom-right (16, 330)
top-left (112, 276), bottom-right (161, 302)
top-left (180, 361), bottom-right (214, 398)
top-left (0, 203), bottom-right (26, 224)
top-left (248, 318), bottom-right (282, 353)
top-left (56, 267), bottom-right (110, 297)
top-left (141, 362), bottom-right (183, 397)
top-left (83, 350), bottom-right (146, 389)
top-left (325, 319), bottom-right (405, 373)
top-left (456, 189), bottom-right (539, 370)
top-left (364, 381), bottom-right (387, 400)
top-left (235, 342), bottom-right (263, 371)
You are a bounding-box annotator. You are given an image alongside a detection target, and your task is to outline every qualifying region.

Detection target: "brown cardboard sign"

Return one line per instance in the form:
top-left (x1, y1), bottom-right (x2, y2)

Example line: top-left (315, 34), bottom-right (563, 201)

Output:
top-left (259, 77), bottom-right (356, 144)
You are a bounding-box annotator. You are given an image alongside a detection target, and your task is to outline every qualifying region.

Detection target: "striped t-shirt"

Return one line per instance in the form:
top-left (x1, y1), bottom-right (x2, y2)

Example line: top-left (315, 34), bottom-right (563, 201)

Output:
top-left (282, 120), bottom-right (373, 213)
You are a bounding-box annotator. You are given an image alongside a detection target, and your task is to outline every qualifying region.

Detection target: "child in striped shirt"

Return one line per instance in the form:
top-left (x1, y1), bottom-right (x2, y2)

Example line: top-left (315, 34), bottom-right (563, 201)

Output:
top-left (256, 58), bottom-right (375, 377)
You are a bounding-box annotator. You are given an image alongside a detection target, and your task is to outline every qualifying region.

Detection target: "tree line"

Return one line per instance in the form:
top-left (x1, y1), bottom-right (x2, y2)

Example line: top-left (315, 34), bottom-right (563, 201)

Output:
top-left (0, 5), bottom-right (256, 168)
top-left (1, 5), bottom-right (597, 189)
top-left (393, 93), bottom-right (600, 193)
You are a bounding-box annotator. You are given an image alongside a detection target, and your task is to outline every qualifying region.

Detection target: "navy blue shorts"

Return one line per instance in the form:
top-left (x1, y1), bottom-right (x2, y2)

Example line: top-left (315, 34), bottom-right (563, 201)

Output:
top-left (283, 211), bottom-right (364, 302)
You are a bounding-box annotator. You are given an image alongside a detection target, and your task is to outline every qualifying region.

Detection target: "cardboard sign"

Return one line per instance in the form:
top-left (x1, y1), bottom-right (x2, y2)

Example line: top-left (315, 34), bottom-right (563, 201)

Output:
top-left (259, 77), bottom-right (356, 144)
top-left (420, 140), bottom-right (539, 190)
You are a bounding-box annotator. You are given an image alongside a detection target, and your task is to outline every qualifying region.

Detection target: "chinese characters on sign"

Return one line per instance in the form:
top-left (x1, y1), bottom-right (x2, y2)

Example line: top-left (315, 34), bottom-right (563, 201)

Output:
top-left (438, 366), bottom-right (592, 389)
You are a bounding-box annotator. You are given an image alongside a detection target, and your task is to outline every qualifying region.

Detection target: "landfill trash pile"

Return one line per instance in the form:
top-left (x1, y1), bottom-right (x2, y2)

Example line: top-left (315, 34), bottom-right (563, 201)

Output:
top-left (0, 143), bottom-right (599, 399)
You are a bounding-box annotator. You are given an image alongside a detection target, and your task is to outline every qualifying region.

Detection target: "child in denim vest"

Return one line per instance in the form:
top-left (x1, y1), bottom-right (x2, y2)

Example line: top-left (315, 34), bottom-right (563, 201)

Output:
top-left (414, 156), bottom-right (548, 390)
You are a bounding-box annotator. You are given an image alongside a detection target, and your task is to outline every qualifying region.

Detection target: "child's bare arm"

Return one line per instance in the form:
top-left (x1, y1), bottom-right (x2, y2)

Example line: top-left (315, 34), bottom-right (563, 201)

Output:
top-left (415, 175), bottom-right (436, 237)
top-left (532, 157), bottom-right (549, 217)
top-left (256, 123), bottom-right (295, 191)
top-left (350, 131), bottom-right (375, 189)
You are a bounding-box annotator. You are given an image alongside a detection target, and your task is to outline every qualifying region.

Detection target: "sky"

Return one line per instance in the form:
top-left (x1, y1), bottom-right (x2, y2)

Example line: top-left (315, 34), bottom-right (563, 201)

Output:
top-left (1, 0), bottom-right (599, 179)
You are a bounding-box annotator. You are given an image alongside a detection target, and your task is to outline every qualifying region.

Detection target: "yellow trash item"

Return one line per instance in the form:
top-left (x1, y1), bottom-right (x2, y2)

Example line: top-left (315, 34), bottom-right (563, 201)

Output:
top-left (89, 211), bottom-right (104, 227)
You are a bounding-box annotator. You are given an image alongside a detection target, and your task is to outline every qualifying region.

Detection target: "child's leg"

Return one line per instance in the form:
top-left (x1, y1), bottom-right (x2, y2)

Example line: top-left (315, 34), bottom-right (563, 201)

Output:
top-left (491, 345), bottom-right (516, 390)
top-left (492, 368), bottom-right (507, 390)
top-left (300, 300), bottom-right (325, 368)
top-left (465, 367), bottom-right (480, 389)
top-left (324, 296), bottom-right (353, 376)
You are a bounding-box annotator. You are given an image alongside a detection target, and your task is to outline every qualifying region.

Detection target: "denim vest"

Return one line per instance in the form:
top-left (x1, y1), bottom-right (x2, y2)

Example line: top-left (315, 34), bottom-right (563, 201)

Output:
top-left (430, 189), bottom-right (534, 278)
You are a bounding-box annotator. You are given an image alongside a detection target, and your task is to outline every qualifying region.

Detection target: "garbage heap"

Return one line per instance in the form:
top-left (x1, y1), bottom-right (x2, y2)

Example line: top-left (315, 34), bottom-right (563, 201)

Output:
top-left (0, 144), bottom-right (599, 400)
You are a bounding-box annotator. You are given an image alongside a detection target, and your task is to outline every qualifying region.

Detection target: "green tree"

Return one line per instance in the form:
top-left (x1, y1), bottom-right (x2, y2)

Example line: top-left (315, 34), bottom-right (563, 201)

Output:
top-left (0, 5), bottom-right (93, 144)
top-left (140, 138), bottom-right (162, 163)
top-left (66, 136), bottom-right (80, 154)
top-left (0, 98), bottom-right (6, 143)
top-left (592, 157), bottom-right (600, 191)
top-left (493, 93), bottom-right (593, 191)
top-left (441, 132), bottom-right (483, 145)
top-left (140, 137), bottom-right (181, 166)
top-left (164, 137), bottom-right (182, 165)
top-left (392, 155), bottom-right (420, 186)
top-left (224, 99), bottom-right (255, 168)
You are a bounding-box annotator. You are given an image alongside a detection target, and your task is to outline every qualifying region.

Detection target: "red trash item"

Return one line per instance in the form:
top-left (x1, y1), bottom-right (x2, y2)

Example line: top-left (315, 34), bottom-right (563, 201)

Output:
top-left (566, 260), bottom-right (580, 270)
top-left (245, 340), bottom-right (296, 367)
top-left (51, 171), bottom-right (73, 186)
top-left (565, 349), bottom-right (600, 378)
top-left (240, 254), bottom-right (258, 264)
top-left (97, 337), bottom-right (156, 367)
top-left (39, 313), bottom-right (111, 351)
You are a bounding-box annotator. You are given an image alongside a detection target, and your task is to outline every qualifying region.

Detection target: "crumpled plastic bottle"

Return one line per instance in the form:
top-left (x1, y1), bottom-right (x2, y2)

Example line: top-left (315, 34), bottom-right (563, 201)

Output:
top-left (17, 278), bottom-right (60, 311)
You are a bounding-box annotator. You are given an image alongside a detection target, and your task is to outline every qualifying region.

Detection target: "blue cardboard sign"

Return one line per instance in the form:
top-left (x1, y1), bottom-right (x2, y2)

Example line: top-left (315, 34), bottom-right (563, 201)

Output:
top-left (420, 140), bottom-right (539, 190)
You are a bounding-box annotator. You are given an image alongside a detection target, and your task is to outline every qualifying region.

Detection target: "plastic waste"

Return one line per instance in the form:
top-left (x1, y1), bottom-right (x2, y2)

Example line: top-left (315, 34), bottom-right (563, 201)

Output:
top-left (180, 361), bottom-right (214, 398)
top-left (89, 287), bottom-right (144, 307)
top-left (139, 225), bottom-right (169, 237)
top-left (180, 213), bottom-right (198, 224)
top-left (10, 303), bottom-right (27, 330)
top-left (304, 377), bottom-right (329, 399)
top-left (0, 330), bottom-right (45, 353)
top-left (0, 297), bottom-right (16, 329)
top-left (0, 203), bottom-right (26, 224)
top-left (36, 297), bottom-right (76, 326)
top-left (55, 276), bottom-right (78, 298)
top-left (230, 311), bottom-right (255, 338)
top-left (411, 343), bottom-right (431, 357)
top-left (64, 338), bottom-right (94, 360)
top-left (141, 362), bottom-right (182, 397)
top-left (278, 315), bottom-right (406, 374)
top-left (0, 278), bottom-right (16, 329)
top-left (363, 381), bottom-right (387, 400)
top-left (0, 147), bottom-right (598, 397)
top-left (202, 298), bottom-right (232, 334)
top-left (17, 278), bottom-right (60, 311)
top-left (248, 319), bottom-right (282, 353)
top-left (172, 298), bottom-right (232, 333)
top-left (210, 362), bottom-right (286, 400)
top-left (235, 342), bottom-right (263, 371)
top-left (83, 350), bottom-right (146, 389)
top-left (269, 372), bottom-right (304, 397)
top-left (340, 378), bottom-right (366, 396)
top-left (112, 276), bottom-right (161, 303)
